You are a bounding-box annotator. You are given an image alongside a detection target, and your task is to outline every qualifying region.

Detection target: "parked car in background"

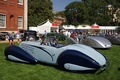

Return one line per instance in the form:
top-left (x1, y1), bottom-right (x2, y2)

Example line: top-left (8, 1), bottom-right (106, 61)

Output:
top-left (21, 30), bottom-right (39, 41)
top-left (19, 30), bottom-right (26, 38)
top-left (0, 32), bottom-right (9, 40)
top-left (104, 35), bottom-right (120, 45)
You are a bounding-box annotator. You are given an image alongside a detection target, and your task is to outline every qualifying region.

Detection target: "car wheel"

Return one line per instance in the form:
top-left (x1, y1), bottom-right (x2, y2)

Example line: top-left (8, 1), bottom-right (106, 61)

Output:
top-left (28, 35), bottom-right (36, 41)
top-left (57, 53), bottom-right (68, 69)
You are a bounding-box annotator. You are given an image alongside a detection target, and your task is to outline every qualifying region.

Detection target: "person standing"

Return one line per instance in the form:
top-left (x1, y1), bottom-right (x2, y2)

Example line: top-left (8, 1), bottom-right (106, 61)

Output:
top-left (16, 31), bottom-right (21, 43)
top-left (44, 30), bottom-right (47, 37)
top-left (8, 33), bottom-right (14, 45)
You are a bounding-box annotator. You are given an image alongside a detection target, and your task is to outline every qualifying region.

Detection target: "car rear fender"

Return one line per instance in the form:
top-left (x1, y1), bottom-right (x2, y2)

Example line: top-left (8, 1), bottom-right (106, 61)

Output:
top-left (4, 45), bottom-right (37, 63)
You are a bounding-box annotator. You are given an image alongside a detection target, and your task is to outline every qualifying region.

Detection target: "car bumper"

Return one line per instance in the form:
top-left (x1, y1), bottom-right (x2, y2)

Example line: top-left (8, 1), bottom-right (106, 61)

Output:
top-left (95, 61), bottom-right (109, 74)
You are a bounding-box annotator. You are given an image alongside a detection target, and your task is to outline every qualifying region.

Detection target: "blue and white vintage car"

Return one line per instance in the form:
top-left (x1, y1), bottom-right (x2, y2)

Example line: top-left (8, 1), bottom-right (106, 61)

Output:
top-left (4, 37), bottom-right (109, 73)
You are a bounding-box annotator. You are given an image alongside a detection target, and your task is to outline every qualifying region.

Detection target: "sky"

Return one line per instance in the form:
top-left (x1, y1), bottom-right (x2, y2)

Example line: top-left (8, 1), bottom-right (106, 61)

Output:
top-left (51, 0), bottom-right (80, 11)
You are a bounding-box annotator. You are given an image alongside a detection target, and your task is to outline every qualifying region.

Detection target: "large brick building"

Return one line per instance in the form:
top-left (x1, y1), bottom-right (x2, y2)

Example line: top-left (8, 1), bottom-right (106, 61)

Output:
top-left (0, 0), bottom-right (28, 32)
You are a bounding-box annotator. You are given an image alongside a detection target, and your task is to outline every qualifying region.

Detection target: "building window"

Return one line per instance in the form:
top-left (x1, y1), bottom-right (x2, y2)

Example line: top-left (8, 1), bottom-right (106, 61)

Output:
top-left (18, 16), bottom-right (23, 28)
top-left (3, 0), bottom-right (7, 1)
top-left (18, 0), bottom-right (23, 5)
top-left (0, 14), bottom-right (6, 28)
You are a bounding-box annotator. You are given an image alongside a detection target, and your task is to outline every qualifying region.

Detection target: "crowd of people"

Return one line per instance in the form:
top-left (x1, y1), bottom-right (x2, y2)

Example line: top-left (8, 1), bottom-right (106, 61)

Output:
top-left (4, 29), bottom-right (120, 46)
top-left (6, 31), bottom-right (21, 45)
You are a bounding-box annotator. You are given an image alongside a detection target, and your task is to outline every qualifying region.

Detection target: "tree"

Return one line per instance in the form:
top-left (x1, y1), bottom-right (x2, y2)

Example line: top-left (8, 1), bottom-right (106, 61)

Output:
top-left (54, 11), bottom-right (65, 18)
top-left (116, 9), bottom-right (120, 23)
top-left (64, 0), bottom-right (120, 26)
top-left (65, 1), bottom-right (88, 26)
top-left (81, 0), bottom-right (111, 25)
top-left (28, 0), bottom-right (53, 26)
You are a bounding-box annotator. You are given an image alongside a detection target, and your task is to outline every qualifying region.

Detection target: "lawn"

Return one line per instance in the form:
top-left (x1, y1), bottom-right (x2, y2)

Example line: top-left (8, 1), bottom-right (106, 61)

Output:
top-left (0, 43), bottom-right (120, 80)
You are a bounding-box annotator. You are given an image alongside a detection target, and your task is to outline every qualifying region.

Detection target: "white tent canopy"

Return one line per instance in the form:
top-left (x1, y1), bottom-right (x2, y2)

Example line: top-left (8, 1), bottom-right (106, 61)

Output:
top-left (63, 25), bottom-right (91, 30)
top-left (62, 24), bottom-right (118, 30)
top-left (63, 25), bottom-right (76, 29)
top-left (37, 19), bottom-right (59, 34)
top-left (76, 25), bottom-right (91, 29)
top-left (99, 26), bottom-right (118, 30)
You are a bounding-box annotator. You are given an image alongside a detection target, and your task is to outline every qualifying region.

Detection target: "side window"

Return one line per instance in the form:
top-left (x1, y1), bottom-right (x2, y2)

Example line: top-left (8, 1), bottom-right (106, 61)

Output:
top-left (0, 14), bottom-right (6, 28)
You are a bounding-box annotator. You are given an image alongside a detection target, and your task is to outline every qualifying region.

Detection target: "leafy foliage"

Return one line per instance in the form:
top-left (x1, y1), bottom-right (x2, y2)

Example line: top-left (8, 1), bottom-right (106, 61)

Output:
top-left (54, 11), bottom-right (65, 18)
top-left (64, 0), bottom-right (120, 26)
top-left (28, 0), bottom-right (53, 26)
top-left (65, 1), bottom-right (87, 25)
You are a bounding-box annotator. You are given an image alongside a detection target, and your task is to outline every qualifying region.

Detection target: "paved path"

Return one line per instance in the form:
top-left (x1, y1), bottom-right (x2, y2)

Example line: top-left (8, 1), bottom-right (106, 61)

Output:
top-left (0, 39), bottom-right (19, 43)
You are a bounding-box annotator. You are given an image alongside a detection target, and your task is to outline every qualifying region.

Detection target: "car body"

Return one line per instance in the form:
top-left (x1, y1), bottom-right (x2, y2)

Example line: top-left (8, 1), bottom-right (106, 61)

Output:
top-left (21, 30), bottom-right (39, 41)
top-left (4, 38), bottom-right (109, 73)
top-left (68, 36), bottom-right (112, 49)
top-left (104, 35), bottom-right (120, 45)
top-left (80, 36), bottom-right (112, 49)
top-left (0, 32), bottom-right (9, 40)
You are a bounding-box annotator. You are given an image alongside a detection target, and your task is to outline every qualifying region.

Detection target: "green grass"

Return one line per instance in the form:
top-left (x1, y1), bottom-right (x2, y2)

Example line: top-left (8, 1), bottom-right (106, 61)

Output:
top-left (0, 43), bottom-right (120, 80)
